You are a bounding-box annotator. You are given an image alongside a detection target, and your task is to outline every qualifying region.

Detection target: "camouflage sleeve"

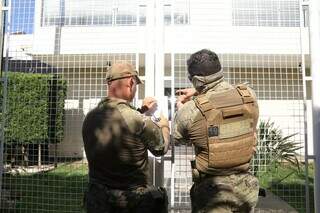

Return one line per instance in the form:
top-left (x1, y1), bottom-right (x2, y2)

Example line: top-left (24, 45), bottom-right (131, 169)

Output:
top-left (141, 118), bottom-right (166, 156)
top-left (173, 101), bottom-right (194, 145)
top-left (117, 103), bottom-right (166, 156)
top-left (117, 103), bottom-right (145, 134)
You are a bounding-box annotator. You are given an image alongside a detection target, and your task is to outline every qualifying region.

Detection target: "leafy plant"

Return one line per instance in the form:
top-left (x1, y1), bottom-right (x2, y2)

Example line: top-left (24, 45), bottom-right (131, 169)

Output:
top-left (253, 119), bottom-right (302, 175)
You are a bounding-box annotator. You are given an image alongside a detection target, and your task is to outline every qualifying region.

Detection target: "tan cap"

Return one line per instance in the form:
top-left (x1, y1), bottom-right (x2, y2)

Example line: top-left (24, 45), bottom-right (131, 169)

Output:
top-left (106, 62), bottom-right (143, 84)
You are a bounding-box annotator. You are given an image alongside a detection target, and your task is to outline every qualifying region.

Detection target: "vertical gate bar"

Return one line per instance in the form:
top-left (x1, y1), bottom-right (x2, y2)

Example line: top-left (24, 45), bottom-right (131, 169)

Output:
top-left (299, 1), bottom-right (310, 212)
top-left (155, 0), bottom-right (164, 99)
top-left (155, 0), bottom-right (165, 188)
top-left (0, 0), bottom-right (10, 204)
top-left (0, 0), bottom-right (4, 202)
top-left (309, 0), bottom-right (320, 212)
top-left (170, 1), bottom-right (176, 209)
top-left (0, 0), bottom-right (3, 75)
top-left (170, 52), bottom-right (175, 210)
top-left (145, 0), bottom-right (155, 97)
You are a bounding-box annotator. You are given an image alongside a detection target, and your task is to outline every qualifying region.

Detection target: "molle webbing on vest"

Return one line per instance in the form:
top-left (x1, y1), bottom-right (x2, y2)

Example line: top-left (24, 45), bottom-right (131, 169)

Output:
top-left (194, 84), bottom-right (256, 170)
top-left (236, 84), bottom-right (254, 104)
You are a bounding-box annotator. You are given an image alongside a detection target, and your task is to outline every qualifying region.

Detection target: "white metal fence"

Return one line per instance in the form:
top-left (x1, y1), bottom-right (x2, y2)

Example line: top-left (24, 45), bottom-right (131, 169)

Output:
top-left (0, 0), bottom-right (315, 212)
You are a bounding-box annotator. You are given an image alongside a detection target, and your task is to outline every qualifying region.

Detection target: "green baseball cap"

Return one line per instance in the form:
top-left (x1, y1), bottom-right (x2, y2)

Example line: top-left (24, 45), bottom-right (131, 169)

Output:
top-left (106, 62), bottom-right (143, 84)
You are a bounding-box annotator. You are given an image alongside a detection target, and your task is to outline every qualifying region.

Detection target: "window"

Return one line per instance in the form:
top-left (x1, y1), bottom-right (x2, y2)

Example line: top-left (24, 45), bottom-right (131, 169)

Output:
top-left (115, 0), bottom-right (137, 26)
top-left (11, 0), bottom-right (35, 34)
top-left (90, 0), bottom-right (113, 26)
top-left (164, 4), bottom-right (172, 25)
top-left (42, 0), bottom-right (145, 27)
top-left (41, 0), bottom-right (60, 26)
top-left (139, 5), bottom-right (146, 25)
top-left (232, 0), bottom-right (300, 27)
top-left (174, 0), bottom-right (189, 25)
top-left (163, 0), bottom-right (190, 25)
top-left (302, 5), bottom-right (309, 27)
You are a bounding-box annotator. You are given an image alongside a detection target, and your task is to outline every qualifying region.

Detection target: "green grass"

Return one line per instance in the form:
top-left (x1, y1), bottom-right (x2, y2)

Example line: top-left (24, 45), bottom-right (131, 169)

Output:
top-left (2, 162), bottom-right (88, 213)
top-left (1, 162), bottom-right (315, 213)
top-left (257, 163), bottom-right (315, 213)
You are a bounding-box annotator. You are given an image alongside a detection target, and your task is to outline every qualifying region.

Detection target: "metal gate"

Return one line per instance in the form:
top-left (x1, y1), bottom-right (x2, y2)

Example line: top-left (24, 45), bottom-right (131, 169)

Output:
top-left (0, 0), bottom-right (316, 212)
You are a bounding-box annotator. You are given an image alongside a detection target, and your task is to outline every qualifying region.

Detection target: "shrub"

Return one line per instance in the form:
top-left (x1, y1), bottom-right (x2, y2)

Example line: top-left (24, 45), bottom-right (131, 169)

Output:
top-left (2, 72), bottom-right (67, 144)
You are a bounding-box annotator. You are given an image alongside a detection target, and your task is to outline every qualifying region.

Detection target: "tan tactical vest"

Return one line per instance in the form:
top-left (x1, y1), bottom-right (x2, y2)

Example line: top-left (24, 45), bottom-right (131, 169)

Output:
top-left (194, 84), bottom-right (258, 171)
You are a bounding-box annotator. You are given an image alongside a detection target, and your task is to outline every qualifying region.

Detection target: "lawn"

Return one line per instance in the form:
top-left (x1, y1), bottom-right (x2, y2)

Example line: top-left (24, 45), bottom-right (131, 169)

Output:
top-left (2, 162), bottom-right (88, 213)
top-left (1, 162), bottom-right (314, 213)
top-left (258, 163), bottom-right (315, 213)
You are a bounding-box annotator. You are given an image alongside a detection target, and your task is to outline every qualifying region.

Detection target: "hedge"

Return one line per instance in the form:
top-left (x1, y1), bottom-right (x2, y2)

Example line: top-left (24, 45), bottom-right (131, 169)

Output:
top-left (1, 72), bottom-right (67, 144)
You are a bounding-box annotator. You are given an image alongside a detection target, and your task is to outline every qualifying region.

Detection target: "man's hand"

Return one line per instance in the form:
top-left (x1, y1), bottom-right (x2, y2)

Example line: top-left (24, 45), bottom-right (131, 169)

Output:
top-left (176, 88), bottom-right (198, 103)
top-left (142, 97), bottom-right (158, 115)
top-left (175, 88), bottom-right (198, 110)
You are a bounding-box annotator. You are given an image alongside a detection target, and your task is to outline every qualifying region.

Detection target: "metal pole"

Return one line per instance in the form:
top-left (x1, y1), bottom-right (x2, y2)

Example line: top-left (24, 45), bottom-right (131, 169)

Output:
top-left (299, 1), bottom-right (310, 212)
top-left (170, 2), bottom-right (175, 210)
top-left (170, 51), bottom-right (175, 209)
top-left (145, 0), bottom-right (155, 97)
top-left (0, 0), bottom-right (4, 203)
top-left (0, 0), bottom-right (9, 204)
top-left (309, 0), bottom-right (320, 212)
top-left (154, 0), bottom-right (164, 99)
top-left (0, 0), bottom-right (4, 74)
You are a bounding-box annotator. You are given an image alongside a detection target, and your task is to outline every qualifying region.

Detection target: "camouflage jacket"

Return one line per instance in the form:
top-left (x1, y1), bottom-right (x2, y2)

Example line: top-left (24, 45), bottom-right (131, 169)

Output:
top-left (82, 97), bottom-right (166, 189)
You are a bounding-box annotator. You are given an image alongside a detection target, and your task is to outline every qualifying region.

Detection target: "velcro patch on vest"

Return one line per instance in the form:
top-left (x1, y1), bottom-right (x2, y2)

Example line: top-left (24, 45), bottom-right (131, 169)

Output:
top-left (219, 119), bottom-right (252, 139)
top-left (208, 126), bottom-right (219, 137)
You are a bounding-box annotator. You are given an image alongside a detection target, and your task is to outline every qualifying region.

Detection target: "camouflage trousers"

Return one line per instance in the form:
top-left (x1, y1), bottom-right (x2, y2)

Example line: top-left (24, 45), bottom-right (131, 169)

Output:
top-left (190, 172), bottom-right (259, 213)
top-left (84, 182), bottom-right (168, 213)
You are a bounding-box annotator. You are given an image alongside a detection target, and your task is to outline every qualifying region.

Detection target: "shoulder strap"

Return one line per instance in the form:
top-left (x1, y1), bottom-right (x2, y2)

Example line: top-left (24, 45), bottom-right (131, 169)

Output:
top-left (194, 94), bottom-right (214, 113)
top-left (236, 84), bottom-right (254, 103)
top-left (194, 94), bottom-right (217, 123)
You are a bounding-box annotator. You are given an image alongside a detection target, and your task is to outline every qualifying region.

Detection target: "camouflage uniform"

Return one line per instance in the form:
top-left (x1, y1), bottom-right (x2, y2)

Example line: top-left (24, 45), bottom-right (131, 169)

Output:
top-left (190, 173), bottom-right (258, 213)
top-left (174, 72), bottom-right (259, 213)
top-left (82, 97), bottom-right (168, 213)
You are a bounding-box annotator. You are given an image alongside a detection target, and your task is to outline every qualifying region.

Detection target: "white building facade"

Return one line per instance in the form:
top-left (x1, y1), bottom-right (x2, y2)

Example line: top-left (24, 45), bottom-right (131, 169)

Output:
top-left (12, 0), bottom-right (308, 158)
top-left (3, 0), bottom-right (314, 210)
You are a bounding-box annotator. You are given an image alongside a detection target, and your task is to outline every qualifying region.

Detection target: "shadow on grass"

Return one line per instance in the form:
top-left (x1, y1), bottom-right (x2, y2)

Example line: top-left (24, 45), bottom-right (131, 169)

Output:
top-left (1, 163), bottom-right (89, 213)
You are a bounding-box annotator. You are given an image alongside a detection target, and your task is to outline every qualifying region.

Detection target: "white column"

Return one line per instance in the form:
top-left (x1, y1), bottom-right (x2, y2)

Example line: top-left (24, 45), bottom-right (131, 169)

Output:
top-left (309, 0), bottom-right (320, 212)
top-left (33, 0), bottom-right (42, 34)
top-left (154, 0), bottom-right (165, 98)
top-left (145, 0), bottom-right (156, 96)
top-left (145, 0), bottom-right (165, 98)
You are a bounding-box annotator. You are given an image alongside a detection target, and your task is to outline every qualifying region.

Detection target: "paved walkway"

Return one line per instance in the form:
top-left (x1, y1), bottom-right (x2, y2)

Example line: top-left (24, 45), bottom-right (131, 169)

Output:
top-left (256, 190), bottom-right (298, 213)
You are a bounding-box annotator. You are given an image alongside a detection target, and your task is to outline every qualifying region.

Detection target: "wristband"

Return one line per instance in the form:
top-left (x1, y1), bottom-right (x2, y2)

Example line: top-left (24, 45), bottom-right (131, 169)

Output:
top-left (137, 105), bottom-right (149, 114)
